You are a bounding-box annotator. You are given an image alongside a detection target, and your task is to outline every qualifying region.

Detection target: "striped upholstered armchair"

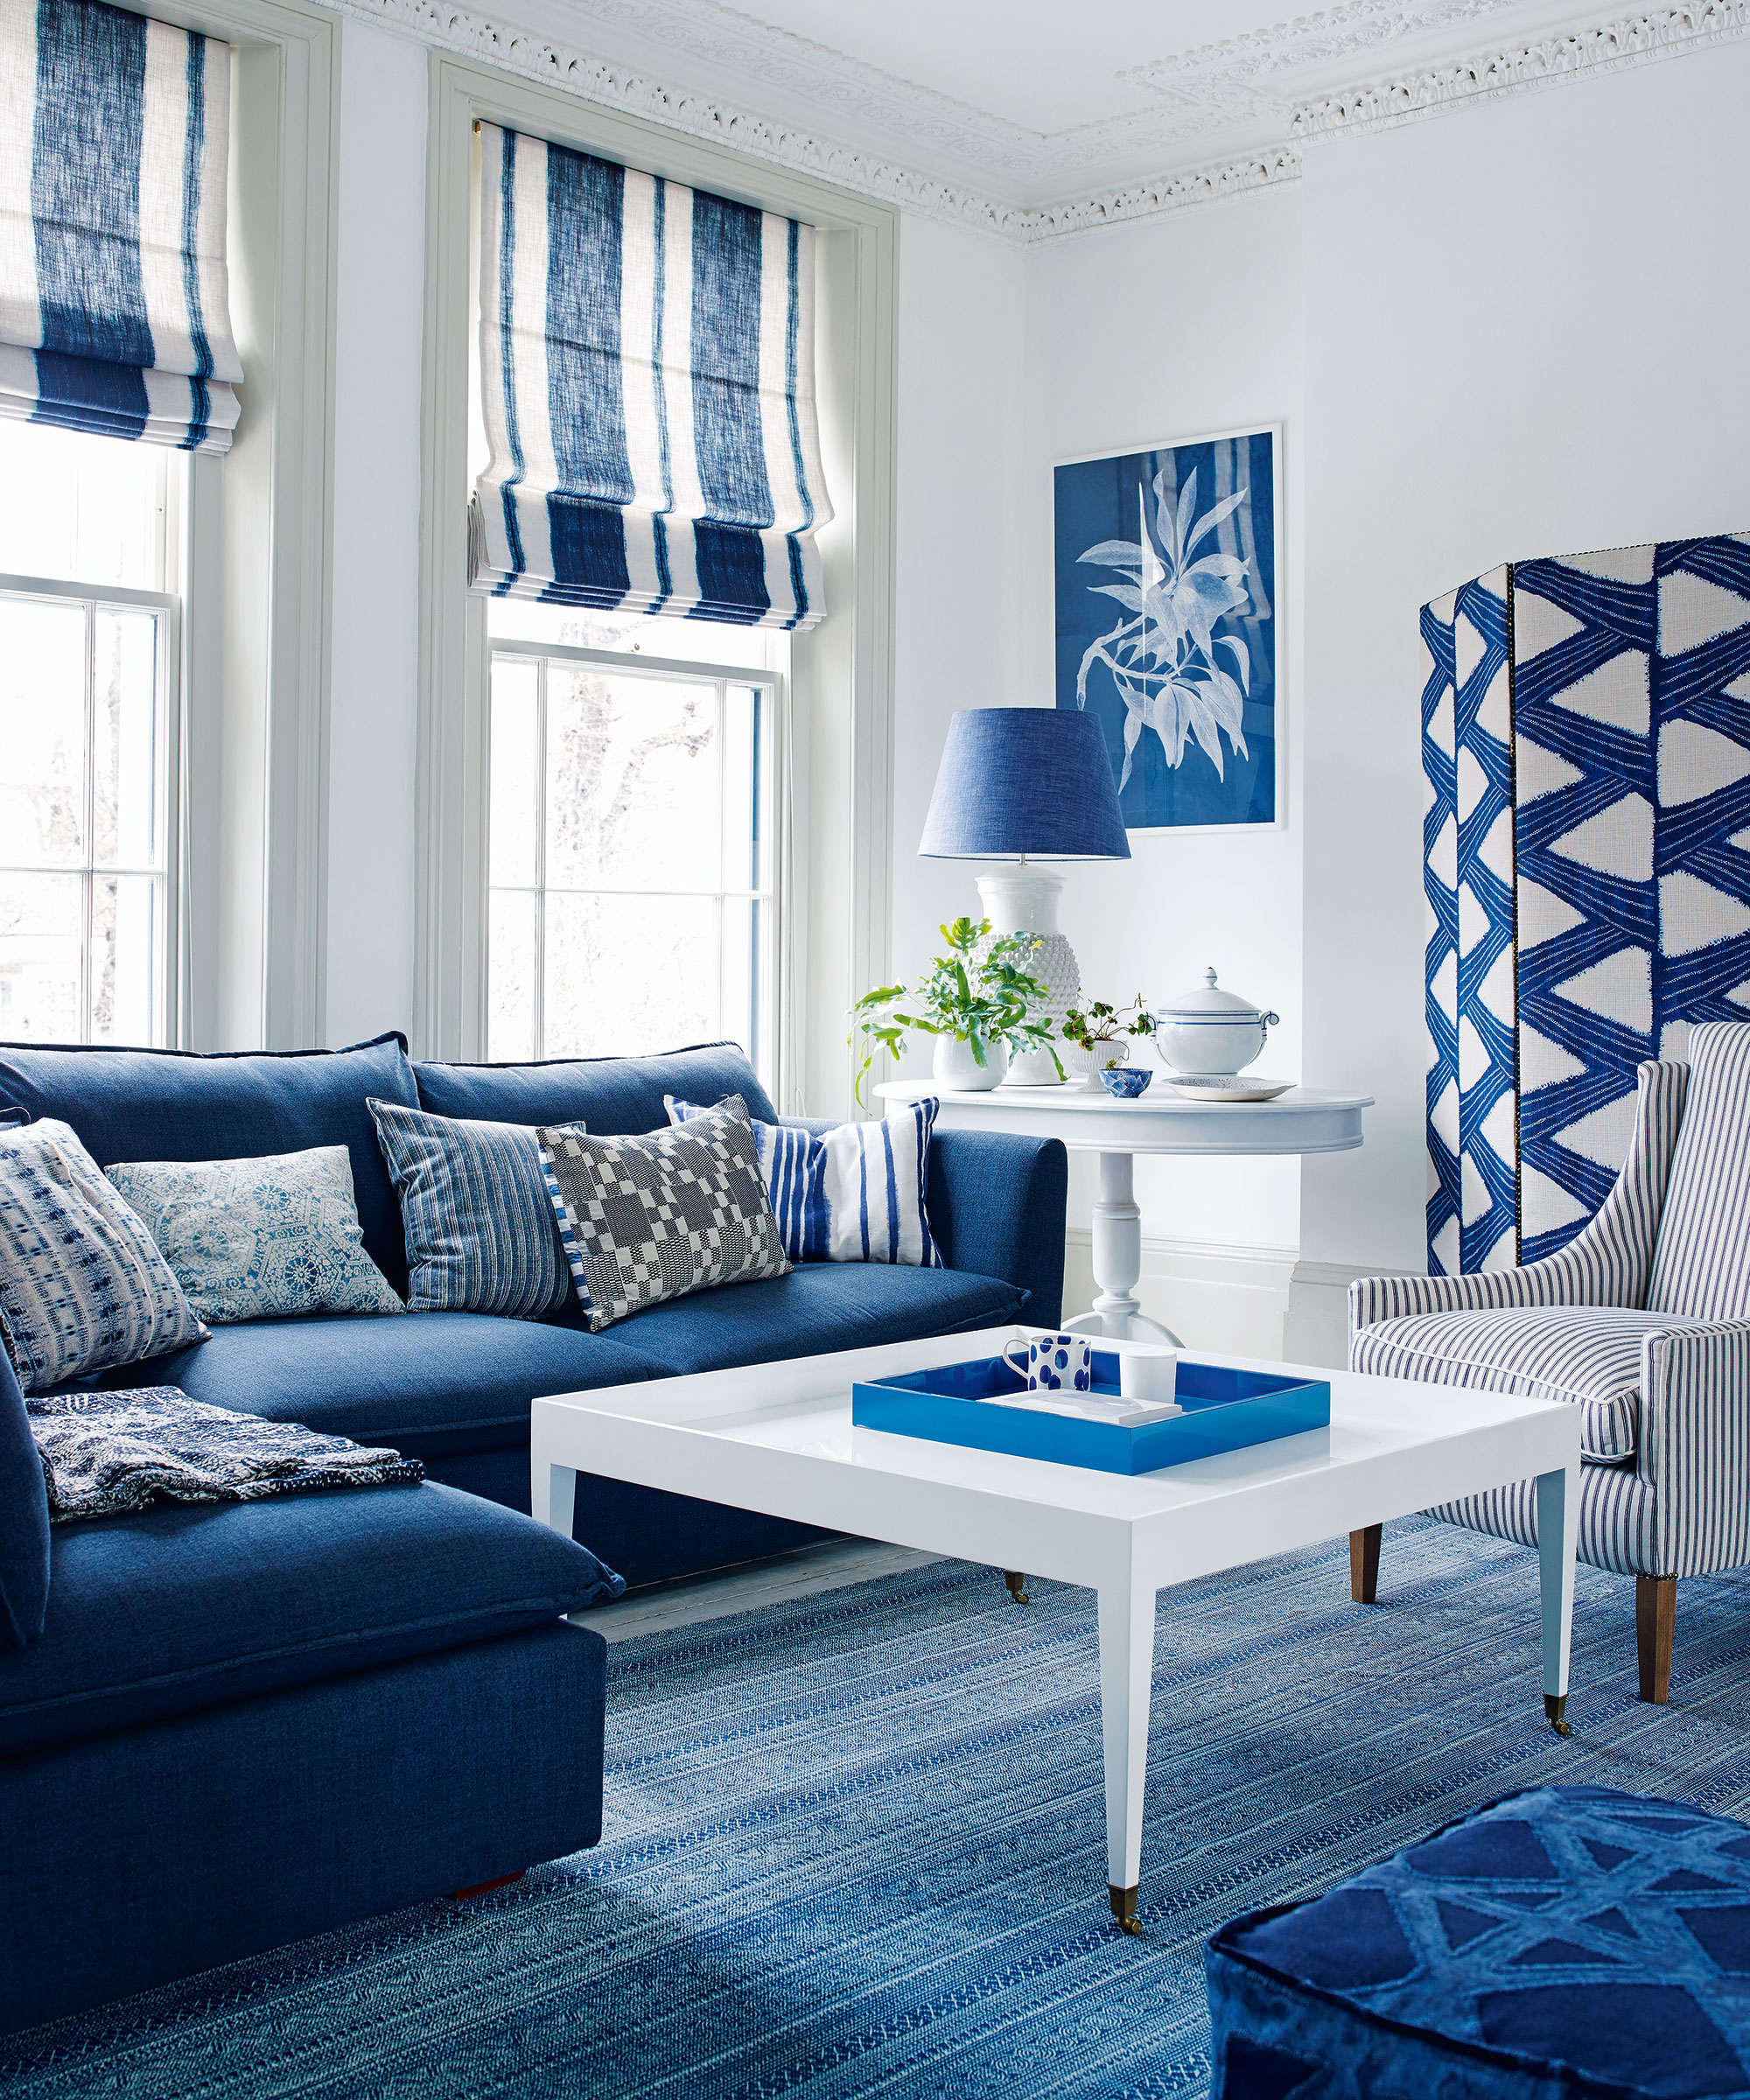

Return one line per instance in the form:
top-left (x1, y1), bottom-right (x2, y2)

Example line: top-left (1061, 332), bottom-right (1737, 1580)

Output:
top-left (1348, 1021), bottom-right (1750, 1704)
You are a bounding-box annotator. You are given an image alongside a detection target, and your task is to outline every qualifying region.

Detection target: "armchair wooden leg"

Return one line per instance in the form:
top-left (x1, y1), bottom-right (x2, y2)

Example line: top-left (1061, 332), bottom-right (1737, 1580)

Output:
top-left (1350, 1525), bottom-right (1382, 1605)
top-left (1636, 1576), bottom-right (1676, 1704)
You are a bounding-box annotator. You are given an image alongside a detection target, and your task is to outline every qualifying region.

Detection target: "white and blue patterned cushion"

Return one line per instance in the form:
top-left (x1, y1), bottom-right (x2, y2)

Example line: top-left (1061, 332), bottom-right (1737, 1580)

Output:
top-left (105, 1148), bottom-right (403, 1326)
top-left (368, 1099), bottom-right (577, 1320)
top-left (0, 1119), bottom-right (207, 1391)
top-left (665, 1094), bottom-right (944, 1269)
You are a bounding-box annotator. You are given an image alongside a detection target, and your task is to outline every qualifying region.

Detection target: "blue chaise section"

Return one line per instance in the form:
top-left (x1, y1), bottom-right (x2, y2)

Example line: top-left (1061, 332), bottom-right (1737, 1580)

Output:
top-left (0, 1346), bottom-right (612, 2035)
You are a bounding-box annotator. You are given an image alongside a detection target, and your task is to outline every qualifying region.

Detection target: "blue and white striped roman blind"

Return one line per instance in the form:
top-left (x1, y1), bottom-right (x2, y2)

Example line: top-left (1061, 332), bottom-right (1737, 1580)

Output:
top-left (470, 122), bottom-right (833, 631)
top-left (0, 0), bottom-right (240, 452)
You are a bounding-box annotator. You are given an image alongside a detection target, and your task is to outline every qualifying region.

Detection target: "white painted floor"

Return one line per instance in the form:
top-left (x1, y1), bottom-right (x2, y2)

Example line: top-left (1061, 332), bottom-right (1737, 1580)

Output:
top-left (569, 1536), bottom-right (944, 1642)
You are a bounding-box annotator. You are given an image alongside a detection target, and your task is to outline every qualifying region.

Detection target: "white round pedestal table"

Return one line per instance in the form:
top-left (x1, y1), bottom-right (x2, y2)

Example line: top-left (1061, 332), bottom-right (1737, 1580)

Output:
top-left (874, 1080), bottom-right (1372, 1347)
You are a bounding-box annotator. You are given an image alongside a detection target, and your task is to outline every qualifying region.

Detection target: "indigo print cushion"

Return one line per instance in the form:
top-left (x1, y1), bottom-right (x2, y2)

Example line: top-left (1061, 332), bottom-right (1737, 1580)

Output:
top-left (537, 1108), bottom-right (790, 1332)
top-left (105, 1147), bottom-right (404, 1325)
top-left (1206, 1783), bottom-right (1750, 2100)
top-left (0, 1119), bottom-right (207, 1392)
top-left (665, 1094), bottom-right (944, 1268)
top-left (368, 1098), bottom-right (577, 1320)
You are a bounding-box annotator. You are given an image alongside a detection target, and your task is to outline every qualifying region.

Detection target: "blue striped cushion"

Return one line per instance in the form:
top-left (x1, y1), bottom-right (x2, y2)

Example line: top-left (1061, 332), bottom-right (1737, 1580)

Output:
top-left (665, 1096), bottom-right (944, 1269)
top-left (368, 1100), bottom-right (576, 1320)
top-left (1353, 1305), bottom-right (1667, 1462)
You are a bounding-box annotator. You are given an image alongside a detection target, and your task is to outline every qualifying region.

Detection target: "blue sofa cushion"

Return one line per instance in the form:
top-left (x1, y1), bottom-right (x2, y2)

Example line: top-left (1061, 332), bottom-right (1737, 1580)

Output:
top-left (603, 1260), bottom-right (1027, 1376)
top-left (0, 1480), bottom-right (620, 1756)
top-left (0, 1033), bottom-right (421, 1297)
top-left (115, 1310), bottom-right (671, 1459)
top-left (415, 1040), bottom-right (780, 1137)
top-left (1206, 1784), bottom-right (1750, 2100)
top-left (0, 1353), bottom-right (48, 1650)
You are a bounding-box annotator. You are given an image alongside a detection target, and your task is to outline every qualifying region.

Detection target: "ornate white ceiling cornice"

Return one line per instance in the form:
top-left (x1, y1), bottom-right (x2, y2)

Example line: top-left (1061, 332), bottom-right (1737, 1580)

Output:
top-left (1292, 0), bottom-right (1750, 134)
top-left (329, 0), bottom-right (1747, 243)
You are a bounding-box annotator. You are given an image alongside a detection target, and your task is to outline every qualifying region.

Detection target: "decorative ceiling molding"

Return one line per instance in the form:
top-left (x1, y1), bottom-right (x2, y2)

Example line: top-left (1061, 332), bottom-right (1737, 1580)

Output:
top-left (330, 0), bottom-right (1747, 243)
top-left (1292, 0), bottom-right (1750, 135)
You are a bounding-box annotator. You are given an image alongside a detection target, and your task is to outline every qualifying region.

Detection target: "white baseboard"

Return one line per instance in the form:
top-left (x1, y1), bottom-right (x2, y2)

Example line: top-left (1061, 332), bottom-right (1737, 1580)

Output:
top-left (1283, 1258), bottom-right (1419, 1370)
top-left (1061, 1228), bottom-right (1299, 1361)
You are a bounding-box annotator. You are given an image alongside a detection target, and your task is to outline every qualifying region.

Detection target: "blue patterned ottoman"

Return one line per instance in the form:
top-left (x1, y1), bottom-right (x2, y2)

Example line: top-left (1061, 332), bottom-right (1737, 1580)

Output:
top-left (1207, 1786), bottom-right (1750, 2100)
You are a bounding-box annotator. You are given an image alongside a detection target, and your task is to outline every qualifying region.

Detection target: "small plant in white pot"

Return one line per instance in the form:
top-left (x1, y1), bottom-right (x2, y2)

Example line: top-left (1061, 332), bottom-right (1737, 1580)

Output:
top-left (851, 917), bottom-right (1064, 1107)
top-left (1060, 996), bottom-right (1156, 1086)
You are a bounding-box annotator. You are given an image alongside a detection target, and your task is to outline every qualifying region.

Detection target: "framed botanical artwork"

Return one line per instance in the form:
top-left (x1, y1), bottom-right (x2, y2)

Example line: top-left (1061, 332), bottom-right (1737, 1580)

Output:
top-left (1054, 425), bottom-right (1281, 830)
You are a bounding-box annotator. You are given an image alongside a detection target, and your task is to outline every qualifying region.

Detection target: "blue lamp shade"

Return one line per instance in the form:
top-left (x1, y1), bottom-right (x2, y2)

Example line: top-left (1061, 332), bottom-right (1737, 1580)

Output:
top-left (917, 708), bottom-right (1130, 861)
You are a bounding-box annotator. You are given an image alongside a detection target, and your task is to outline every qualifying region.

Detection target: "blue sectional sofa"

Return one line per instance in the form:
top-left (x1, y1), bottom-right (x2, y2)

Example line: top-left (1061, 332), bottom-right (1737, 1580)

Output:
top-left (0, 1032), bottom-right (1067, 2032)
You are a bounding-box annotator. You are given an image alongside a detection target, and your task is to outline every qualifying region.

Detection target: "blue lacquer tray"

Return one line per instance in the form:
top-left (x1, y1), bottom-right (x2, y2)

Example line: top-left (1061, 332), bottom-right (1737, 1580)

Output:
top-left (850, 1353), bottom-right (1330, 1476)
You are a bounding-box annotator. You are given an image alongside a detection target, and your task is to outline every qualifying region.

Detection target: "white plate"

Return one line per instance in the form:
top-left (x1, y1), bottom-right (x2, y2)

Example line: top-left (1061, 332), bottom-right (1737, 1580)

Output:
top-left (1160, 1074), bottom-right (1295, 1102)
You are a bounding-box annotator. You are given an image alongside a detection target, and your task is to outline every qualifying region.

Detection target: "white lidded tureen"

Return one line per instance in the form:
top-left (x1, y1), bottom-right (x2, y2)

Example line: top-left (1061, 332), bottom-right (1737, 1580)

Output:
top-left (1152, 968), bottom-right (1279, 1077)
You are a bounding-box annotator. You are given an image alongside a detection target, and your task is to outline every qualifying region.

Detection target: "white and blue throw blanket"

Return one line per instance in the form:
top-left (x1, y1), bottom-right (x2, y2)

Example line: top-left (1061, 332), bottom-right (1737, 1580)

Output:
top-left (26, 1388), bottom-right (423, 1523)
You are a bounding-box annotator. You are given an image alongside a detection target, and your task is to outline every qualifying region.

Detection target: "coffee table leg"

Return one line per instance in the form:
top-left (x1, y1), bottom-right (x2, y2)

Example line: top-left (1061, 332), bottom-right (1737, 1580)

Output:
top-left (1098, 1578), bottom-right (1154, 1932)
top-left (1536, 1463), bottom-right (1578, 1736)
top-left (532, 1458), bottom-right (578, 1539)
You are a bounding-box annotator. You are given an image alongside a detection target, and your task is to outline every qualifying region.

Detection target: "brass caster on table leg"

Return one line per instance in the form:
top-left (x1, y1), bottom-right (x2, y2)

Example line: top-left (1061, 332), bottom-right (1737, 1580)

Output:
top-left (1109, 1884), bottom-right (1141, 1935)
top-left (1545, 1693), bottom-right (1572, 1739)
top-left (1004, 1570), bottom-right (1030, 1605)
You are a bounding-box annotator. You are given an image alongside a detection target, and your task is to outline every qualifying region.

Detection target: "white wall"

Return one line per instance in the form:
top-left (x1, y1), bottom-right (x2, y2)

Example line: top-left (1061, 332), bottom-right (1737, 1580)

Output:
top-left (1292, 38), bottom-right (1750, 1359)
top-left (322, 20), bottom-right (428, 1049)
top-left (888, 215), bottom-right (1027, 1006)
top-left (1019, 189), bottom-right (1307, 1348)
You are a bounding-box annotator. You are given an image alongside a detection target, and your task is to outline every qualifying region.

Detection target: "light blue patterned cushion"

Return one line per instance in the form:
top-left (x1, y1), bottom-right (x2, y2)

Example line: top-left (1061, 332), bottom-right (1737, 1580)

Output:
top-left (0, 1119), bottom-right (207, 1391)
top-left (368, 1099), bottom-right (576, 1320)
top-left (105, 1148), bottom-right (403, 1326)
top-left (665, 1094), bottom-right (944, 1268)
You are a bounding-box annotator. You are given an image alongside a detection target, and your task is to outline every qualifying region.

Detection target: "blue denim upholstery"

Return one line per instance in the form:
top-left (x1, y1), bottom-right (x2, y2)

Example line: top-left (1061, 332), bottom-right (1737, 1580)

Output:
top-left (427, 1446), bottom-right (829, 1590)
top-left (0, 1621), bottom-right (606, 2034)
top-left (0, 1353), bottom-right (47, 1650)
top-left (414, 1040), bottom-right (780, 1135)
top-left (118, 1308), bottom-right (670, 1458)
top-left (0, 1480), bottom-right (617, 1758)
top-left (611, 1262), bottom-right (1027, 1376)
top-left (0, 1033), bottom-right (420, 1294)
top-left (923, 1128), bottom-right (1068, 1331)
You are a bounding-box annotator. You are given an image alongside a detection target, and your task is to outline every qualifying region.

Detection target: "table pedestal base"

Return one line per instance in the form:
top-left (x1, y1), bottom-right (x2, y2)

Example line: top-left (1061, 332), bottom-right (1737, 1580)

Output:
top-left (1063, 1150), bottom-right (1185, 1348)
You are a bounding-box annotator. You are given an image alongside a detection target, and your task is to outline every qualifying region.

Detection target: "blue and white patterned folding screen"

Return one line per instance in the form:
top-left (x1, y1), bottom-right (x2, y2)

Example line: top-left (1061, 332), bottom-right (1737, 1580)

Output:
top-left (0, 0), bottom-right (240, 451)
top-left (470, 122), bottom-right (833, 631)
top-left (1424, 536), bottom-right (1750, 1275)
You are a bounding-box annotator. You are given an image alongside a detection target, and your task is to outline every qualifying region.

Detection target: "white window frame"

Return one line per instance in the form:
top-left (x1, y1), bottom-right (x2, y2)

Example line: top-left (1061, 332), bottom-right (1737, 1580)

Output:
top-left (0, 567), bottom-right (182, 1046)
top-left (485, 638), bottom-right (785, 1074)
top-left (416, 52), bottom-right (897, 1114)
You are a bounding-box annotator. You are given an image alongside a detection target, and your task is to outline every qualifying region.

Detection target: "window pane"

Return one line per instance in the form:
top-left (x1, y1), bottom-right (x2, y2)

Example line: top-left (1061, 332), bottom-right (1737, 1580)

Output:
top-left (0, 595), bottom-right (88, 867)
top-left (90, 873), bottom-right (158, 1046)
top-left (486, 888), bottom-right (537, 1062)
top-left (92, 608), bottom-right (161, 871)
top-left (488, 596), bottom-right (777, 670)
top-left (545, 670), bottom-right (720, 892)
top-left (542, 892), bottom-right (717, 1060)
top-left (722, 893), bottom-right (760, 1066)
top-left (0, 422), bottom-right (164, 591)
top-left (488, 657), bottom-right (539, 889)
top-left (0, 870), bottom-right (83, 1040)
top-left (724, 683), bottom-right (765, 892)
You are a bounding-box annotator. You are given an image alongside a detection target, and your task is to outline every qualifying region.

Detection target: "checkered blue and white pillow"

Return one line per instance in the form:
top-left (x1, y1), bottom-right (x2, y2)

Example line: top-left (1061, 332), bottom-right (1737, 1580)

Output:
top-left (665, 1094), bottom-right (944, 1269)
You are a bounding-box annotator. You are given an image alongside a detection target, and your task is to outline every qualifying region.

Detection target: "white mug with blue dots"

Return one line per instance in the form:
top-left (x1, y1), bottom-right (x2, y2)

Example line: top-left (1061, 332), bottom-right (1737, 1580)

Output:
top-left (1001, 1329), bottom-right (1094, 1395)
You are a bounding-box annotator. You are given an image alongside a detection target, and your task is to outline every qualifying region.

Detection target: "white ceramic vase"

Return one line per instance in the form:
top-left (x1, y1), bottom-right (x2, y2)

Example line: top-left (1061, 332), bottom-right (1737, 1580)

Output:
top-left (933, 1036), bottom-right (1010, 1091)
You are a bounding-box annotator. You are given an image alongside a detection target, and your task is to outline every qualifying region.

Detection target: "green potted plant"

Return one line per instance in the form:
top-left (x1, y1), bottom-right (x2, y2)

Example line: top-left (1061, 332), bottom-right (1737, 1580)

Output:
top-left (1060, 995), bottom-right (1156, 1083)
top-left (851, 917), bottom-right (1064, 1107)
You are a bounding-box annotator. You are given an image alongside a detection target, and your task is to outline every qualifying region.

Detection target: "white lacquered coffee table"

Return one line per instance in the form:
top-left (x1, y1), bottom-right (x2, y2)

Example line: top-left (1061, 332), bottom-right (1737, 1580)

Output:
top-left (531, 1330), bottom-right (1580, 1931)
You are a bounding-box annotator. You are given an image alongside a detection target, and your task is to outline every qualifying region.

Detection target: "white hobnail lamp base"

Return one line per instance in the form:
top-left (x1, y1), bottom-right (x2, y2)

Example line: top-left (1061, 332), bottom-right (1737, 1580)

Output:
top-left (976, 871), bottom-right (1078, 1088)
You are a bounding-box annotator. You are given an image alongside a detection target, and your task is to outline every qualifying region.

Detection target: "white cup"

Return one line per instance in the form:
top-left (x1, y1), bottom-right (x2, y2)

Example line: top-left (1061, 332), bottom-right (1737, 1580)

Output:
top-left (1117, 1346), bottom-right (1179, 1406)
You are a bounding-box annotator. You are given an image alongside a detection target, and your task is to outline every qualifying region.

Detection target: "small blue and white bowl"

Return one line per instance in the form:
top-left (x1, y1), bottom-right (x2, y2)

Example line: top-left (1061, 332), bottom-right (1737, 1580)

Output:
top-left (1099, 1067), bottom-right (1152, 1100)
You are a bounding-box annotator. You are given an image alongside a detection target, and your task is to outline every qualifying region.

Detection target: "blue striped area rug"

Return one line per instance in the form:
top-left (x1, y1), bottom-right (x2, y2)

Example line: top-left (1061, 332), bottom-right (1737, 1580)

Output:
top-left (5, 1519), bottom-right (1749, 2098)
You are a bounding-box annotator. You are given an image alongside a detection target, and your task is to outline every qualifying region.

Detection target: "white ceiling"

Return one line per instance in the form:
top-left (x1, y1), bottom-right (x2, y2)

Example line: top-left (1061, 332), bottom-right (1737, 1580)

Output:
top-left (509, 0), bottom-right (1636, 206)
